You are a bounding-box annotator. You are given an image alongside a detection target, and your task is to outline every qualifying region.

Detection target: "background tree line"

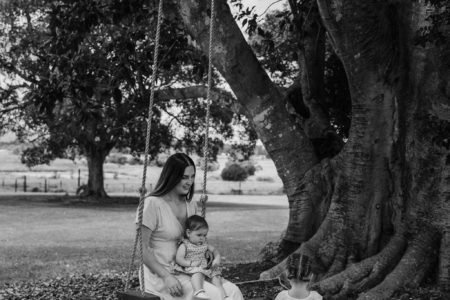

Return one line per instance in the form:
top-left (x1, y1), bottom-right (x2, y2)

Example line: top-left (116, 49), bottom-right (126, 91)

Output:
top-left (0, 0), bottom-right (256, 198)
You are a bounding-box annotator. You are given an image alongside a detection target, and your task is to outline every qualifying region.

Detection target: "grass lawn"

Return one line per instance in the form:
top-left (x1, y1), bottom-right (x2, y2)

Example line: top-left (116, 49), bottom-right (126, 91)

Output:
top-left (0, 194), bottom-right (288, 284)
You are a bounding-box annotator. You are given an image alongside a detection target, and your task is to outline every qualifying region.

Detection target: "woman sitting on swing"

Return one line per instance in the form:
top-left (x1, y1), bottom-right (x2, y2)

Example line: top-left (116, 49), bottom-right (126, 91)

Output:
top-left (137, 153), bottom-right (244, 300)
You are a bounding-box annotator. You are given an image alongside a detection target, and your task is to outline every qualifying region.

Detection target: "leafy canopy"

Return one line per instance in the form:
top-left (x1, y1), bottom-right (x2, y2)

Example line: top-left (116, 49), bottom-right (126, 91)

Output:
top-left (0, 0), bottom-right (254, 166)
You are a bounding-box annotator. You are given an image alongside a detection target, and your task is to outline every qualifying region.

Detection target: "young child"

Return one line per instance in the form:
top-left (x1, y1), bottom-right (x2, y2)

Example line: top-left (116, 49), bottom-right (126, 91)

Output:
top-left (174, 215), bottom-right (228, 300)
top-left (275, 253), bottom-right (323, 300)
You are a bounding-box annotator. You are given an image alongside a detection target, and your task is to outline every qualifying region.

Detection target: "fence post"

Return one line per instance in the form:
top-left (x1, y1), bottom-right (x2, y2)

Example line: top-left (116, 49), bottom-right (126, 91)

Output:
top-left (45, 179), bottom-right (47, 193)
top-left (2, 179), bottom-right (4, 187)
top-left (78, 169), bottom-right (81, 188)
top-left (60, 180), bottom-right (62, 190)
top-left (15, 179), bottom-right (17, 192)
top-left (23, 175), bottom-right (27, 192)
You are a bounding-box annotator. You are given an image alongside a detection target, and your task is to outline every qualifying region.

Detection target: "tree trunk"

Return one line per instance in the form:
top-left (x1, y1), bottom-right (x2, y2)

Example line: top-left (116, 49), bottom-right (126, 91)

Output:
top-left (176, 0), bottom-right (450, 298)
top-left (290, 1), bottom-right (330, 140)
top-left (83, 148), bottom-right (108, 199)
top-left (176, 0), bottom-right (328, 259)
top-left (272, 1), bottom-right (449, 298)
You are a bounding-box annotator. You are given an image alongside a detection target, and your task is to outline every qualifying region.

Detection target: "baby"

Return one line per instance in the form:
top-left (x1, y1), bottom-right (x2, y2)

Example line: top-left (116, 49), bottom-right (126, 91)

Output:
top-left (175, 215), bottom-right (229, 300)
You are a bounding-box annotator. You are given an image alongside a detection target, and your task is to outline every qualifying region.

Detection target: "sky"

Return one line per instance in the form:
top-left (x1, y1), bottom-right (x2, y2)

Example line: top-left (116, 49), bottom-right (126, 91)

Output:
top-left (239, 0), bottom-right (287, 15)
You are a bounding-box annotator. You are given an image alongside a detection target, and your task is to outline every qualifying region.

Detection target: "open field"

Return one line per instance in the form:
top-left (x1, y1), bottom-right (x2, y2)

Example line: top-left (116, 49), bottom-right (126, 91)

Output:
top-left (0, 146), bottom-right (289, 286)
top-left (0, 194), bottom-right (288, 283)
top-left (0, 149), bottom-right (283, 195)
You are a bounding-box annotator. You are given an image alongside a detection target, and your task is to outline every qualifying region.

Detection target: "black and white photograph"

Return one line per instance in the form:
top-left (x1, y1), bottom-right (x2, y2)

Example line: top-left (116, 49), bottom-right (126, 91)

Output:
top-left (1, 0), bottom-right (449, 299)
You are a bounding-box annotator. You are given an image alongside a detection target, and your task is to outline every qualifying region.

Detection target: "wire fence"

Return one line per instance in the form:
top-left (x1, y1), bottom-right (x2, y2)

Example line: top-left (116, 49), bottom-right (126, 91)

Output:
top-left (0, 169), bottom-right (148, 195)
top-left (0, 168), bottom-right (284, 196)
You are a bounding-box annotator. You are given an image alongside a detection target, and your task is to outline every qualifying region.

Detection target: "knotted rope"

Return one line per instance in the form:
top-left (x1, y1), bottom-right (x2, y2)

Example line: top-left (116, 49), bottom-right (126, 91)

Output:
top-left (200, 0), bottom-right (216, 218)
top-left (124, 0), bottom-right (164, 294)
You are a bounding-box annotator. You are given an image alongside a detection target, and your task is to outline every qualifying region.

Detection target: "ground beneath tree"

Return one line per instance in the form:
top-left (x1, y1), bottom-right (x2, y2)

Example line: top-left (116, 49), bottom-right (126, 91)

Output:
top-left (1, 262), bottom-right (449, 299)
top-left (0, 262), bottom-right (282, 300)
top-left (223, 262), bottom-right (283, 299)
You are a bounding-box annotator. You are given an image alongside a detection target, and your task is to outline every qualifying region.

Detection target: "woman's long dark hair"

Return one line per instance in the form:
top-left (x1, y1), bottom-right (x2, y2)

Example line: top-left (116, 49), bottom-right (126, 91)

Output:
top-left (149, 153), bottom-right (196, 201)
top-left (287, 253), bottom-right (312, 281)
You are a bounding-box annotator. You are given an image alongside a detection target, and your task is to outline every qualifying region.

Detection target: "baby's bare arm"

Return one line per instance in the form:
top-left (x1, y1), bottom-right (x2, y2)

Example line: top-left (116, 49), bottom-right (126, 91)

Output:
top-left (175, 244), bottom-right (200, 267)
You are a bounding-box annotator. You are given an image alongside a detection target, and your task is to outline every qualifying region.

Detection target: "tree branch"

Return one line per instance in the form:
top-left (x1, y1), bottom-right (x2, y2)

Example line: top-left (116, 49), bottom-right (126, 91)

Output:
top-left (0, 104), bottom-right (27, 114)
top-left (317, 0), bottom-right (405, 72)
top-left (155, 85), bottom-right (244, 115)
top-left (176, 0), bottom-right (318, 189)
top-left (316, 0), bottom-right (344, 56)
top-left (0, 58), bottom-right (39, 84)
top-left (160, 106), bottom-right (188, 127)
top-left (156, 85), bottom-right (230, 101)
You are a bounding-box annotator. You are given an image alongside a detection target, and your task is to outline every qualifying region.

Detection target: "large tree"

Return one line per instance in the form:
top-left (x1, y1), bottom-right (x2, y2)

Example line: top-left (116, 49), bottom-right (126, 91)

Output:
top-left (174, 0), bottom-right (450, 299)
top-left (0, 0), bottom-right (249, 198)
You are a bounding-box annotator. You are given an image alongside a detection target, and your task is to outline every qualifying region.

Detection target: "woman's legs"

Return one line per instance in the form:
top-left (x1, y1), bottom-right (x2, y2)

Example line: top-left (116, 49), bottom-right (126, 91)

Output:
top-left (158, 274), bottom-right (244, 300)
top-left (211, 276), bottom-right (226, 299)
top-left (203, 280), bottom-right (244, 300)
top-left (222, 280), bottom-right (244, 300)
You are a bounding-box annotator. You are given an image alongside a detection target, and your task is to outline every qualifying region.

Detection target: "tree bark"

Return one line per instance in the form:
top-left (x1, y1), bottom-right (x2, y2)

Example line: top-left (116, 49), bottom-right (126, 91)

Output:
top-left (289, 1), bottom-right (330, 139)
top-left (303, 0), bottom-right (449, 298)
top-left (176, 0), bottom-right (324, 254)
top-left (77, 118), bottom-right (112, 199)
top-left (176, 0), bottom-right (450, 298)
top-left (84, 147), bottom-right (108, 199)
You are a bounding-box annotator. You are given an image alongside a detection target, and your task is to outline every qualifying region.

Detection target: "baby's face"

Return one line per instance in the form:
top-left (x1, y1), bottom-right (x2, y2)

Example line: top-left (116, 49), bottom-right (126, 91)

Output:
top-left (187, 227), bottom-right (208, 245)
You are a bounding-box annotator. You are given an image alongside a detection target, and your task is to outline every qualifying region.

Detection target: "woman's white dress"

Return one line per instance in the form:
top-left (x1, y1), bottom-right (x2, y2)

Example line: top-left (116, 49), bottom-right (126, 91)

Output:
top-left (137, 196), bottom-right (244, 300)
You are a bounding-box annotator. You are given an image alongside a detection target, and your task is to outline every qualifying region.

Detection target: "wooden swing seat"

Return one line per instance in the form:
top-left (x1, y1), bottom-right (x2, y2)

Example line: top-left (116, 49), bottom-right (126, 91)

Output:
top-left (117, 290), bottom-right (160, 300)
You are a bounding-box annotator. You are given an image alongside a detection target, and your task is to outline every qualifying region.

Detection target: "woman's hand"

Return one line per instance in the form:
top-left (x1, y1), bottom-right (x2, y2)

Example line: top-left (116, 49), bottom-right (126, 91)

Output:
top-left (205, 250), bottom-right (214, 269)
top-left (163, 274), bottom-right (183, 297)
top-left (212, 256), bottom-right (221, 268)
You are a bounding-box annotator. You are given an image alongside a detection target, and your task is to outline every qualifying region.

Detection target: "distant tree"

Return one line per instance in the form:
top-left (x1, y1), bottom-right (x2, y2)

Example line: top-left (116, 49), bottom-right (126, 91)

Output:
top-left (0, 0), bottom-right (252, 198)
top-left (220, 162), bottom-right (249, 193)
top-left (240, 160), bottom-right (256, 176)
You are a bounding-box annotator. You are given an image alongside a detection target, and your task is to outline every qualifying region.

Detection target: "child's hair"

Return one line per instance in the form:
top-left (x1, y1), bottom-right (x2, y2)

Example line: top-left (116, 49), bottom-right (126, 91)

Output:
top-left (184, 215), bottom-right (209, 238)
top-left (287, 253), bottom-right (313, 281)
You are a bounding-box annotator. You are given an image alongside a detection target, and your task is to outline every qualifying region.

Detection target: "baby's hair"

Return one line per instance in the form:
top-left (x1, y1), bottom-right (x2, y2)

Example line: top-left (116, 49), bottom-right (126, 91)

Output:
top-left (287, 253), bottom-right (313, 281)
top-left (184, 215), bottom-right (209, 237)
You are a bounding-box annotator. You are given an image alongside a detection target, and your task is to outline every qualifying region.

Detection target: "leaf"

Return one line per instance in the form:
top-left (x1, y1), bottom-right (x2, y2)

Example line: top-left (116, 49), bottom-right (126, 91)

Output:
top-left (257, 27), bottom-right (265, 37)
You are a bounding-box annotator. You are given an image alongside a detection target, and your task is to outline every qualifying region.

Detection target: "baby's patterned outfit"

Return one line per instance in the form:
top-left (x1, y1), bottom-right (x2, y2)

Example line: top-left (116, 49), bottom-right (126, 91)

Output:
top-left (174, 239), bottom-right (221, 278)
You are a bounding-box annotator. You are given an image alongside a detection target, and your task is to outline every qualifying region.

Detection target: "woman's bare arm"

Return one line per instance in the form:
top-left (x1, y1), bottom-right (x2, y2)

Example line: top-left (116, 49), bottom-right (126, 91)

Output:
top-left (175, 244), bottom-right (189, 266)
top-left (140, 226), bottom-right (172, 279)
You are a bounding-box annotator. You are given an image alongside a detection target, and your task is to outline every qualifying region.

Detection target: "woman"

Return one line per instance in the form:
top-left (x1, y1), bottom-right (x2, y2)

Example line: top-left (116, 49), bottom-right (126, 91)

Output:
top-left (136, 153), bottom-right (244, 300)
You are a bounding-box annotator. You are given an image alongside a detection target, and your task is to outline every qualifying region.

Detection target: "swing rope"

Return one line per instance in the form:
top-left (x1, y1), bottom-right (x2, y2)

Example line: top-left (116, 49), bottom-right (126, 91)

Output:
top-left (124, 0), bottom-right (164, 294)
top-left (124, 0), bottom-right (216, 295)
top-left (200, 0), bottom-right (216, 218)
